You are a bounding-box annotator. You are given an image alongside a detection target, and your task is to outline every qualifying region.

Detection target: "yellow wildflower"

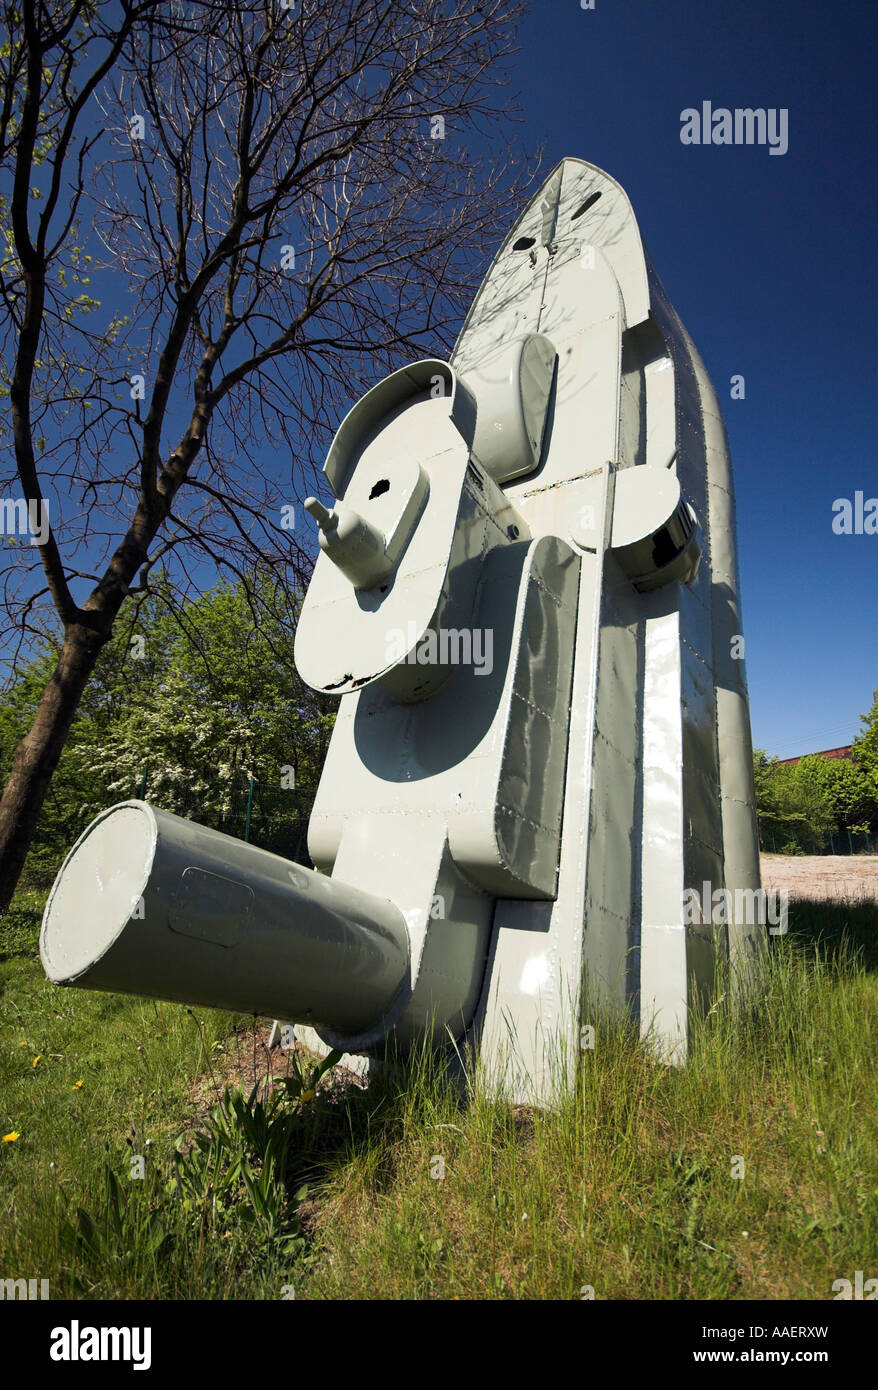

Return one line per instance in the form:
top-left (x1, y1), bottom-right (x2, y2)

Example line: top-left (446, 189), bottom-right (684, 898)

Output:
top-left (301, 1089), bottom-right (315, 1103)
top-left (72, 1081), bottom-right (83, 1090)
top-left (2, 1132), bottom-right (19, 1143)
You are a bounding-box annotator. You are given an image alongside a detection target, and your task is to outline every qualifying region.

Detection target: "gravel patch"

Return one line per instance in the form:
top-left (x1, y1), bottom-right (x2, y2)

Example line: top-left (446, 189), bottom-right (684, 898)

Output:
top-left (760, 853), bottom-right (878, 903)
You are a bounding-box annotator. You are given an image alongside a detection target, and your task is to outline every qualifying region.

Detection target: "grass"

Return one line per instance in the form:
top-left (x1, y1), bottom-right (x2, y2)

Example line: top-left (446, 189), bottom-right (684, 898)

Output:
top-left (1, 886), bottom-right (875, 1300)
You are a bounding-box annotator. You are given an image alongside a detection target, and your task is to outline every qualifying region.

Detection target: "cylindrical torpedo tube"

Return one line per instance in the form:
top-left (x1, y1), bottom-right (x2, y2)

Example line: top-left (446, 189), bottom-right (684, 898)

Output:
top-left (40, 801), bottom-right (410, 1035)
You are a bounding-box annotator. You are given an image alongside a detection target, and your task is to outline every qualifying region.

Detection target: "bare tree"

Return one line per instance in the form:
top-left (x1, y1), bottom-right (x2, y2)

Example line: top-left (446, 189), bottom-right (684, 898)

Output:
top-left (0, 0), bottom-right (533, 913)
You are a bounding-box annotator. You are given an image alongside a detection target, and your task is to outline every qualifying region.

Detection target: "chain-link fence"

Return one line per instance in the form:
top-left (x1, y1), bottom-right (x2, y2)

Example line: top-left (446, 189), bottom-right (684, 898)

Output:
top-left (133, 770), bottom-right (318, 865)
top-left (758, 820), bottom-right (877, 856)
top-left (20, 770), bottom-right (877, 905)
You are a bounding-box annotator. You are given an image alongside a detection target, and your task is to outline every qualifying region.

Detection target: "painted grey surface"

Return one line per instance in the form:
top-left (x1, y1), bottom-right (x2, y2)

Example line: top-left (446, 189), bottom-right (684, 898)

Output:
top-left (40, 802), bottom-right (409, 1036)
top-left (41, 158), bottom-right (762, 1104)
top-left (451, 158), bottom-right (762, 1086)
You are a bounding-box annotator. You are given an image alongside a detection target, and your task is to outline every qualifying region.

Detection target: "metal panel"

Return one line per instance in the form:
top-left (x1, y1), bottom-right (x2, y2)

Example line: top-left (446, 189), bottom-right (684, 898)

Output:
top-left (41, 157), bottom-right (763, 1106)
top-left (41, 803), bottom-right (410, 1036)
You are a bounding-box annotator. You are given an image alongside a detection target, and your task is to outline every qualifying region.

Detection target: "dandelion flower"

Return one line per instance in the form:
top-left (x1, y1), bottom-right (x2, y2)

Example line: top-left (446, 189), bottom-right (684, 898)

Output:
top-left (72, 1081), bottom-right (83, 1090)
top-left (32, 1056), bottom-right (41, 1067)
top-left (2, 1132), bottom-right (19, 1143)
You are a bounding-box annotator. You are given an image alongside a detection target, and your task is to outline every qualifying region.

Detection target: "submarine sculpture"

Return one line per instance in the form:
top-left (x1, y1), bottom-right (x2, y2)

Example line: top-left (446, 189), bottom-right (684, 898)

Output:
top-left (40, 159), bottom-right (763, 1103)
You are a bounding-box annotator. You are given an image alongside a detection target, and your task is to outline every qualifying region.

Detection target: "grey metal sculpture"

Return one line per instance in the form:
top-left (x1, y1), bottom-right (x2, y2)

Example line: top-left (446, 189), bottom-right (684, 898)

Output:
top-left (40, 160), bottom-right (763, 1104)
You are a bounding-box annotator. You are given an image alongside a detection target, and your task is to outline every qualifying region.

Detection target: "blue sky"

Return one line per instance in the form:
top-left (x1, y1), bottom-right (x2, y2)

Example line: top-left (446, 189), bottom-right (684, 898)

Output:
top-left (3, 2), bottom-right (874, 759)
top-left (508, 0), bottom-right (876, 757)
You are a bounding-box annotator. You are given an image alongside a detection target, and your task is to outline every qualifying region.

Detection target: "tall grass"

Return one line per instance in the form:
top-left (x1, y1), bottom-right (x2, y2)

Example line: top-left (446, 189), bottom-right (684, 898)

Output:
top-left (1, 891), bottom-right (875, 1299)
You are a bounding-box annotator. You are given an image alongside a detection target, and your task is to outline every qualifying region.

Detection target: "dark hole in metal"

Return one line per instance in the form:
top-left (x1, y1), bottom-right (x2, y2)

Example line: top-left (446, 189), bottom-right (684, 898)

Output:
top-left (651, 525), bottom-right (684, 570)
top-left (512, 235), bottom-right (536, 251)
top-left (571, 191), bottom-right (602, 220)
top-left (369, 479), bottom-right (390, 499)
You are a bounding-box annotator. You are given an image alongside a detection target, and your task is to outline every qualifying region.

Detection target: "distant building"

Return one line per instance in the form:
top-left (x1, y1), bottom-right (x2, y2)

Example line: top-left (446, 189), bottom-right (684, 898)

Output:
top-left (777, 745), bottom-right (853, 766)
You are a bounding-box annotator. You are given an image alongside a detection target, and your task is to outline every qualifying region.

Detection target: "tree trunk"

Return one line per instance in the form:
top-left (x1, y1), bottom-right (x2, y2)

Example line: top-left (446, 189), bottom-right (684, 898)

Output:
top-left (0, 624), bottom-right (106, 914)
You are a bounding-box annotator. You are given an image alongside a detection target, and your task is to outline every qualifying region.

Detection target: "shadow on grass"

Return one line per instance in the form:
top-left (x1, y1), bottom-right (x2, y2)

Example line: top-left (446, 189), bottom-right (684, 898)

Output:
top-left (781, 895), bottom-right (878, 972)
top-left (281, 1042), bottom-right (467, 1209)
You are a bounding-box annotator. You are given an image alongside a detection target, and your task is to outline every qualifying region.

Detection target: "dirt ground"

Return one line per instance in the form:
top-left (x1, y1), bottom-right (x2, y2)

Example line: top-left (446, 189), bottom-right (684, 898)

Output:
top-left (760, 853), bottom-right (878, 903)
top-left (187, 1024), bottom-right (365, 1125)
